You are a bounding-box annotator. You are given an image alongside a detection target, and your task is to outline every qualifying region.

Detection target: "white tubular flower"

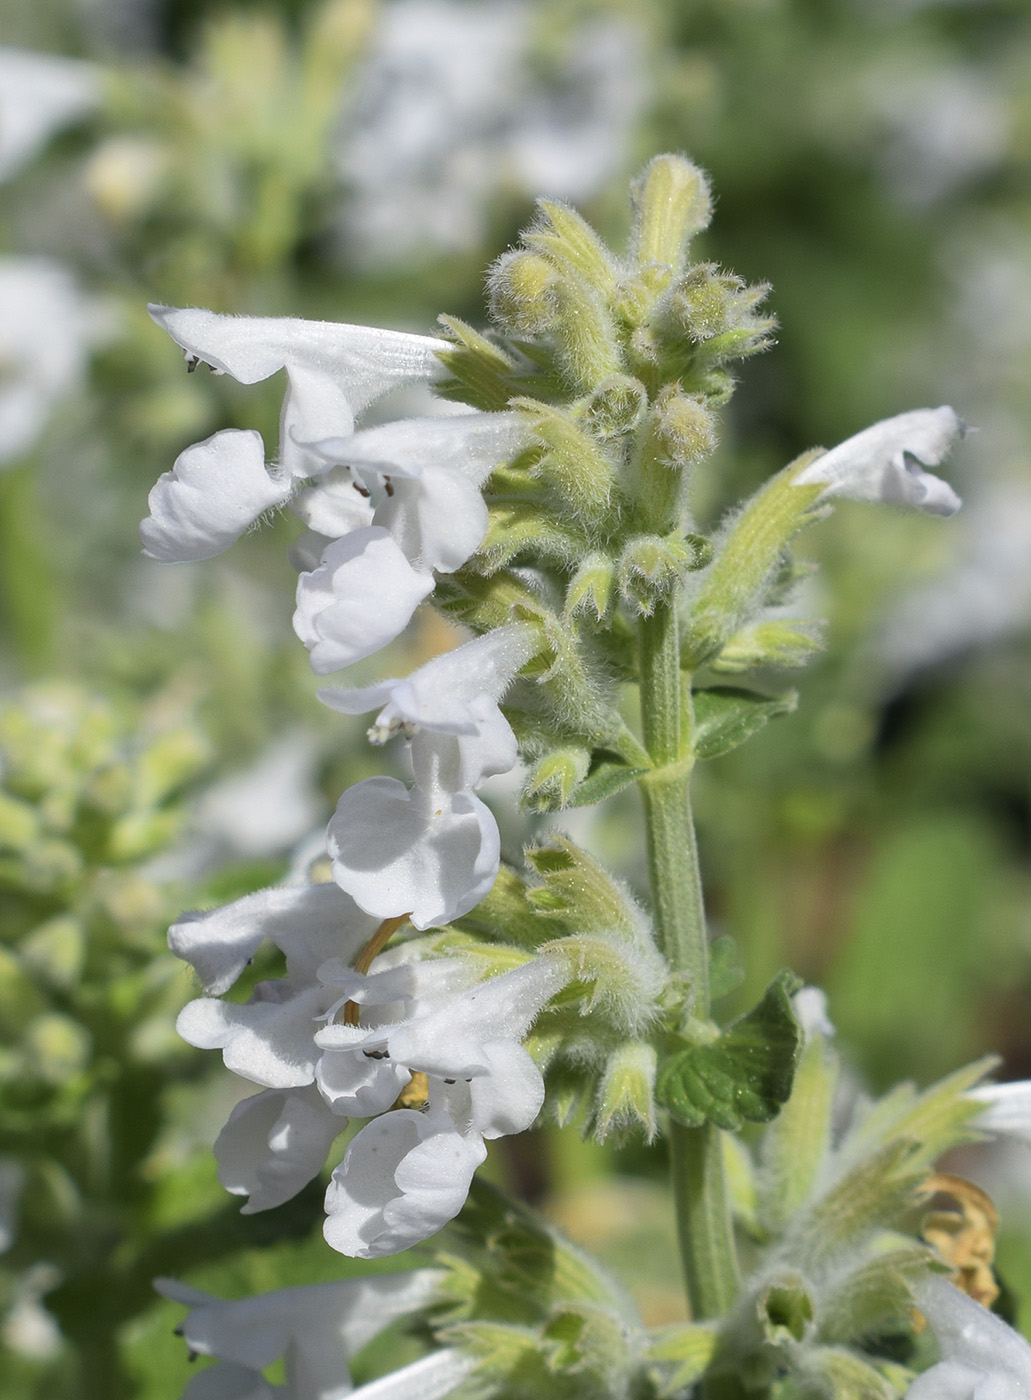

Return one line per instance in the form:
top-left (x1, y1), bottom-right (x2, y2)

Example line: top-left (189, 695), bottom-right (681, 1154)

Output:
top-left (324, 1107), bottom-right (487, 1259)
top-left (140, 430), bottom-right (292, 562)
top-left (319, 623), bottom-right (534, 739)
top-left (323, 627), bottom-right (534, 926)
top-left (967, 1081), bottom-right (1031, 1147)
top-left (155, 1271), bottom-right (447, 1400)
top-left (293, 528), bottom-right (435, 674)
top-left (305, 412), bottom-right (528, 574)
top-left (148, 306), bottom-right (450, 406)
top-left (320, 959), bottom-right (563, 1257)
top-left (214, 1085), bottom-right (346, 1214)
top-left (142, 305), bottom-right (450, 562)
top-left (0, 48), bottom-right (99, 183)
top-left (327, 771), bottom-right (499, 929)
top-left (794, 407), bottom-right (964, 516)
top-left (906, 1276), bottom-right (1031, 1399)
top-left (169, 882), bottom-right (379, 996)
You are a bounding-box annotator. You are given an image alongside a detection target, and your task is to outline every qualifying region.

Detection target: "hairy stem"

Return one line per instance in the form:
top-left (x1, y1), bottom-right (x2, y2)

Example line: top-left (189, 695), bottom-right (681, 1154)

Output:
top-left (638, 602), bottom-right (740, 1319)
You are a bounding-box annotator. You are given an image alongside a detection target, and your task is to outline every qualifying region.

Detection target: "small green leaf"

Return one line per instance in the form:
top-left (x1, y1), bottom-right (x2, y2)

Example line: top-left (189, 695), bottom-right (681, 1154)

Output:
top-left (691, 686), bottom-right (798, 760)
top-left (656, 970), bottom-right (804, 1131)
top-left (567, 752), bottom-right (650, 807)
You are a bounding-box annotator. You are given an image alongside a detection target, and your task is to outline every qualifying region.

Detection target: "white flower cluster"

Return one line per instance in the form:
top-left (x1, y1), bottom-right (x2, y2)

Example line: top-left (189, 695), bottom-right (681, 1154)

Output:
top-left (141, 307), bottom-right (567, 1257)
top-left (156, 1271), bottom-right (473, 1400)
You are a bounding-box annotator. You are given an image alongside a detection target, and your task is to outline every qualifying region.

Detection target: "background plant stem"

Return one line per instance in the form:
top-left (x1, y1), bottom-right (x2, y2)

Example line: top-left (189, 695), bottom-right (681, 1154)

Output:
top-left (638, 602), bottom-right (741, 1319)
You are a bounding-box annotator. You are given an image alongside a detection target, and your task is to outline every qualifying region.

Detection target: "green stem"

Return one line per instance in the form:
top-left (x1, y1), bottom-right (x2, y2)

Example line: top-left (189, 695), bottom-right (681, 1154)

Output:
top-left (638, 602), bottom-right (741, 1320)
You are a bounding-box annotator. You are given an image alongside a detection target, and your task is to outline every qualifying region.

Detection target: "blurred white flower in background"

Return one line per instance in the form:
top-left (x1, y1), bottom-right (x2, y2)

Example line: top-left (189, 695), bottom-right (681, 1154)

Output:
top-left (0, 47), bottom-right (99, 184)
top-left (336, 0), bottom-right (645, 264)
top-left (0, 258), bottom-right (101, 467)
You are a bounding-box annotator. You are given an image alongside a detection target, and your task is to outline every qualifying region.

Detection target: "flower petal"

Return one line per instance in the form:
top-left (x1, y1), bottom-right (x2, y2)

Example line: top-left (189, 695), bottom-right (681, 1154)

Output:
top-left (214, 1085), bottom-right (346, 1213)
top-left (293, 528), bottom-right (434, 674)
top-left (169, 882), bottom-right (376, 996)
top-left (278, 362), bottom-right (356, 480)
top-left (176, 983), bottom-right (332, 1088)
top-left (794, 406), bottom-right (964, 516)
top-left (373, 463), bottom-right (488, 573)
top-left (140, 429), bottom-right (290, 563)
top-left (148, 305), bottom-right (450, 413)
top-left (323, 1109), bottom-right (485, 1258)
top-left (327, 777), bottom-right (499, 928)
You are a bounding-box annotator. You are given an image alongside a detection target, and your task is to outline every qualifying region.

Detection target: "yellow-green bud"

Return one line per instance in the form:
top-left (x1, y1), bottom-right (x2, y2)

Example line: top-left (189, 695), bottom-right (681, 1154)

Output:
top-left (594, 1041), bottom-right (658, 1142)
top-left (578, 375), bottom-right (649, 441)
top-left (629, 155), bottom-right (713, 274)
top-left (0, 791), bottom-right (39, 850)
top-left (619, 534), bottom-right (710, 616)
top-left (488, 249), bottom-right (559, 335)
top-left (652, 386), bottom-right (718, 467)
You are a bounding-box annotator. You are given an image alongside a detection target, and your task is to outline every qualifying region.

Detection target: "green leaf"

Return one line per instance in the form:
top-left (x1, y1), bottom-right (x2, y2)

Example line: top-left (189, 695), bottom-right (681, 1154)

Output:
top-left (691, 685), bottom-right (798, 760)
top-left (567, 752), bottom-right (650, 807)
top-left (656, 970), bottom-right (804, 1131)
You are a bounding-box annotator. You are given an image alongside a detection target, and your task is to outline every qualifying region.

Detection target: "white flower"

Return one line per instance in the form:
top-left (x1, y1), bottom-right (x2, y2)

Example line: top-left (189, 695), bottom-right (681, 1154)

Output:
top-left (302, 412), bottom-right (528, 574)
top-left (324, 1106), bottom-right (487, 1259)
top-left (327, 768), bottom-right (499, 929)
top-left (194, 732), bottom-right (326, 859)
top-left (906, 1276), bottom-right (1031, 1399)
top-left (794, 407), bottom-right (965, 515)
top-left (169, 882), bottom-right (378, 997)
top-left (292, 528), bottom-right (435, 674)
top-left (792, 987), bottom-right (835, 1041)
top-left (0, 48), bottom-right (99, 183)
top-left (140, 430), bottom-right (292, 562)
top-left (320, 958), bottom-right (564, 1257)
top-left (141, 306), bottom-right (450, 562)
top-left (0, 258), bottom-right (98, 466)
top-left (967, 1081), bottom-right (1031, 1147)
top-left (155, 1272), bottom-right (461, 1400)
top-left (213, 1084), bottom-right (346, 1214)
top-left (318, 623), bottom-right (532, 742)
top-left (324, 627), bottom-right (533, 927)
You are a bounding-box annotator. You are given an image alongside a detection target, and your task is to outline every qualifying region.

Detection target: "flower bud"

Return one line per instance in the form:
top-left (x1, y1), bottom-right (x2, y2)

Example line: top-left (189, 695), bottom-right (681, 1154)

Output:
top-left (594, 1041), bottom-right (658, 1142)
top-left (630, 155), bottom-right (713, 273)
top-left (488, 250), bottom-right (559, 335)
top-left (525, 199), bottom-right (618, 292)
top-left (619, 534), bottom-right (711, 616)
top-left (651, 387), bottom-right (718, 468)
top-left (578, 375), bottom-right (648, 441)
top-left (523, 748), bottom-right (590, 813)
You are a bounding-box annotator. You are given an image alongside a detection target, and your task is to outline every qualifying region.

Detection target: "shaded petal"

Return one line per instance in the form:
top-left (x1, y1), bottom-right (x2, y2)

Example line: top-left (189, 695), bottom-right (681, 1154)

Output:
top-left (148, 305), bottom-right (449, 413)
top-left (181, 1362), bottom-right (276, 1400)
top-left (908, 1276), bottom-right (1031, 1399)
top-left (351, 1350), bottom-right (475, 1400)
top-left (967, 1081), bottom-right (1031, 1146)
top-left (324, 1109), bottom-right (485, 1258)
top-left (169, 883), bottom-right (377, 996)
top-left (293, 528), bottom-right (434, 674)
top-left (318, 624), bottom-right (535, 739)
top-left (373, 464), bottom-right (487, 573)
top-left (313, 412), bottom-right (528, 487)
top-left (467, 1040), bottom-right (546, 1139)
top-left (155, 1272), bottom-right (443, 1384)
top-left (327, 777), bottom-right (499, 928)
top-left (176, 983), bottom-right (332, 1088)
top-left (795, 407), bottom-right (964, 516)
top-left (279, 362), bottom-right (356, 480)
top-left (140, 430), bottom-right (290, 563)
top-left (291, 470), bottom-right (375, 539)
top-left (315, 1038), bottom-right (412, 1118)
top-left (214, 1085), bottom-right (346, 1213)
